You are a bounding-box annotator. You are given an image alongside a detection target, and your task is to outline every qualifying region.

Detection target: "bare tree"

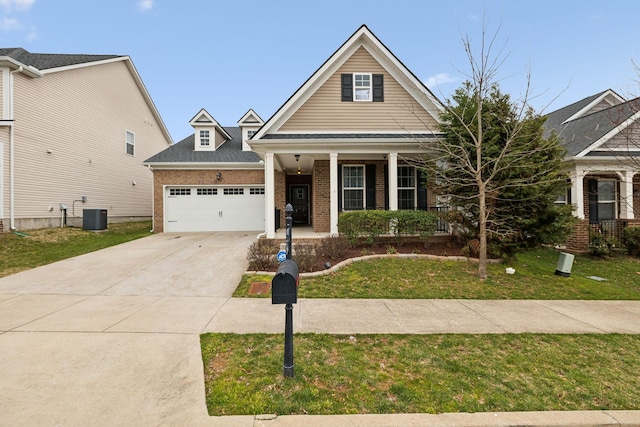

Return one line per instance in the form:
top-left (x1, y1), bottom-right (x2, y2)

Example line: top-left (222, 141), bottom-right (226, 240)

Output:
top-left (416, 24), bottom-right (571, 279)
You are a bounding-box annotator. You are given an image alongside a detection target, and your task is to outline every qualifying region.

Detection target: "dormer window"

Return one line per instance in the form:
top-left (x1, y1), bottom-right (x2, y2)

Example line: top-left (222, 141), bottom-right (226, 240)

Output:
top-left (341, 73), bottom-right (384, 102)
top-left (247, 130), bottom-right (256, 139)
top-left (199, 130), bottom-right (210, 146)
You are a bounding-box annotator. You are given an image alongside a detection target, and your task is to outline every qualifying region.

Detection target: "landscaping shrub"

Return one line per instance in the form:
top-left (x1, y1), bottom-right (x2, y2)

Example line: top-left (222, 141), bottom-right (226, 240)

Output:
top-left (589, 231), bottom-right (615, 257)
top-left (318, 235), bottom-right (350, 260)
top-left (338, 210), bottom-right (438, 247)
top-left (337, 210), bottom-right (391, 246)
top-left (293, 243), bottom-right (318, 272)
top-left (622, 226), bottom-right (640, 257)
top-left (246, 239), bottom-right (279, 271)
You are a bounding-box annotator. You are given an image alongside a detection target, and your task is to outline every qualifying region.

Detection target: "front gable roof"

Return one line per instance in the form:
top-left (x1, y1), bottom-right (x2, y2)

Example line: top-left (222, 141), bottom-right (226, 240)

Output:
top-left (545, 90), bottom-right (640, 157)
top-left (253, 25), bottom-right (444, 140)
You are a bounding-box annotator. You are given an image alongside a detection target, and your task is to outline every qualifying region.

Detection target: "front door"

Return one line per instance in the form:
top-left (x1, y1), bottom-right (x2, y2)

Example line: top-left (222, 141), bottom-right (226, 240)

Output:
top-left (289, 185), bottom-right (310, 225)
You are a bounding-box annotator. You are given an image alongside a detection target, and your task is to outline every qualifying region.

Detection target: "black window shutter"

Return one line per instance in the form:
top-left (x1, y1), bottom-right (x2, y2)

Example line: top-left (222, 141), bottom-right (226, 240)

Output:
top-left (417, 169), bottom-right (427, 210)
top-left (366, 164), bottom-right (376, 210)
top-left (338, 166), bottom-right (343, 211)
top-left (373, 74), bottom-right (384, 102)
top-left (588, 179), bottom-right (598, 224)
top-left (341, 74), bottom-right (353, 102)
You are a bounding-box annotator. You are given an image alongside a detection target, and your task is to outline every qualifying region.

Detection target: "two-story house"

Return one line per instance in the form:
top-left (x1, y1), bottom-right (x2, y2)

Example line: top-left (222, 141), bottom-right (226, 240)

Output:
top-left (1, 48), bottom-right (172, 232)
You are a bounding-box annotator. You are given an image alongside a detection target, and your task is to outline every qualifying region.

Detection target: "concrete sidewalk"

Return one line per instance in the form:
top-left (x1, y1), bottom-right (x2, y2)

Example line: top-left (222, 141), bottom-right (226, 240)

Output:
top-left (1, 232), bottom-right (640, 426)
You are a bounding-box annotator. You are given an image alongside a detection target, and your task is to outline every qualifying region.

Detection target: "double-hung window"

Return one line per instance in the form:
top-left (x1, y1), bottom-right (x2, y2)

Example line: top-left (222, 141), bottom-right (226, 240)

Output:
top-left (354, 73), bottom-right (372, 101)
top-left (200, 130), bottom-right (210, 146)
top-left (597, 180), bottom-right (617, 220)
top-left (398, 166), bottom-right (416, 210)
top-left (342, 165), bottom-right (365, 210)
top-left (125, 130), bottom-right (135, 156)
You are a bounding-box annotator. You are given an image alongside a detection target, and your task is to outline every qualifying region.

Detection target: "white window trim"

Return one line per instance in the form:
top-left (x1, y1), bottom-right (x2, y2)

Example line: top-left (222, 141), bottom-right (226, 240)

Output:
top-left (125, 130), bottom-right (135, 156)
top-left (199, 130), bottom-right (210, 146)
top-left (353, 72), bottom-right (372, 102)
top-left (397, 166), bottom-right (417, 210)
top-left (342, 165), bottom-right (366, 211)
top-left (597, 179), bottom-right (617, 220)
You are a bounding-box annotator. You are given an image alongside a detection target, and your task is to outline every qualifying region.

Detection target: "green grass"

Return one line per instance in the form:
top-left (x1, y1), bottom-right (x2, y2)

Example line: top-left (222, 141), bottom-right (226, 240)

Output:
top-left (0, 221), bottom-right (152, 278)
top-left (201, 333), bottom-right (640, 416)
top-left (235, 248), bottom-right (640, 299)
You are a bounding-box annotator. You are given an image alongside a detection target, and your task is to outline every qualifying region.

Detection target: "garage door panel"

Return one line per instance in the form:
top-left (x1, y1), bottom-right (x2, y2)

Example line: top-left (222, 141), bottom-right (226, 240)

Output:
top-left (165, 186), bottom-right (264, 232)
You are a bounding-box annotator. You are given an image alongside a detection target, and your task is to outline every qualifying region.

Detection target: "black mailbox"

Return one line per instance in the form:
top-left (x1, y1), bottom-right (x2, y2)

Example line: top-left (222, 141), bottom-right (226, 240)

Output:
top-left (272, 259), bottom-right (299, 304)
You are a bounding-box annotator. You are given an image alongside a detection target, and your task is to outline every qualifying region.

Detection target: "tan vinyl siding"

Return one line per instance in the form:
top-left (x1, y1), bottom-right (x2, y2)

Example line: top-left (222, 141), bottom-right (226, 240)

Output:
top-left (215, 128), bottom-right (226, 149)
top-left (599, 122), bottom-right (640, 151)
top-left (11, 61), bottom-right (170, 227)
top-left (280, 46), bottom-right (438, 132)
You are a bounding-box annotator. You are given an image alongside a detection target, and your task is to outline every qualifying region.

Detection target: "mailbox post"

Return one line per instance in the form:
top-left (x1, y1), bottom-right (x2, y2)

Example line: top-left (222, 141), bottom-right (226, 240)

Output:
top-left (272, 207), bottom-right (298, 378)
top-left (285, 203), bottom-right (293, 260)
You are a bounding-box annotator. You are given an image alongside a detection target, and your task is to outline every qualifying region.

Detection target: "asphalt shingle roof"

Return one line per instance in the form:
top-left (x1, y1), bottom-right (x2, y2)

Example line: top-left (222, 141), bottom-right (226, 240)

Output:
top-left (144, 127), bottom-right (262, 163)
top-left (0, 47), bottom-right (122, 70)
top-left (544, 91), bottom-right (640, 156)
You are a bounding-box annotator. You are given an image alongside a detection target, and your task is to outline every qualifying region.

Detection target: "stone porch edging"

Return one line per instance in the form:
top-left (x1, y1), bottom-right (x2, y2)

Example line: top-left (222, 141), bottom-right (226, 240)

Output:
top-left (246, 253), bottom-right (503, 278)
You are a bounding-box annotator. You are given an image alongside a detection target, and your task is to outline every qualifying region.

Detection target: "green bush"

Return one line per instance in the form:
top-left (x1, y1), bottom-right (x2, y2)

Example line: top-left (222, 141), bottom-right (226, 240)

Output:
top-left (338, 210), bottom-right (438, 247)
top-left (338, 210), bottom-right (391, 246)
top-left (589, 231), bottom-right (614, 257)
top-left (622, 226), bottom-right (640, 257)
top-left (392, 210), bottom-right (438, 247)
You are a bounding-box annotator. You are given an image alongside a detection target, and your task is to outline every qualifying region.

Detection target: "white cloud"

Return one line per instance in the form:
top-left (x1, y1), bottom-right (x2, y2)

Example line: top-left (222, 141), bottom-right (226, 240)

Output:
top-left (424, 73), bottom-right (457, 89)
top-left (0, 0), bottom-right (35, 11)
top-left (0, 17), bottom-right (22, 31)
top-left (138, 0), bottom-right (153, 11)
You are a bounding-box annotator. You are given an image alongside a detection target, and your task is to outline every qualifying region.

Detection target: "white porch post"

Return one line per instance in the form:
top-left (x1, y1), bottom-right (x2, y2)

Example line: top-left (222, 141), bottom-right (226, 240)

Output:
top-left (388, 153), bottom-right (398, 210)
top-left (265, 152), bottom-right (276, 238)
top-left (330, 152), bottom-right (339, 235)
top-left (620, 170), bottom-right (635, 219)
top-left (571, 167), bottom-right (585, 219)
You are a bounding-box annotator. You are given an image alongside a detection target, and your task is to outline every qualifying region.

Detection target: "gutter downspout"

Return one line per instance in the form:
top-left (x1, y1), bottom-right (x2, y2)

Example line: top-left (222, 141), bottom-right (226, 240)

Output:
top-left (8, 66), bottom-right (23, 231)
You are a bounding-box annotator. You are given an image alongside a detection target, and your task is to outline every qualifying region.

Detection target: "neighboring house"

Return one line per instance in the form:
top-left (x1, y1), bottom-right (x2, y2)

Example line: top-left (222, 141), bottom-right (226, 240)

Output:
top-left (544, 89), bottom-right (640, 251)
top-left (144, 25), bottom-right (445, 235)
top-left (0, 48), bottom-right (172, 232)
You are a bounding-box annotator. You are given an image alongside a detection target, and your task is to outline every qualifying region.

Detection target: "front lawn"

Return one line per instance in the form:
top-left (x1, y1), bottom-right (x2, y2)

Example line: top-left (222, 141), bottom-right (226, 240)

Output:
top-left (0, 221), bottom-right (152, 278)
top-left (201, 333), bottom-right (640, 416)
top-left (235, 248), bottom-right (640, 299)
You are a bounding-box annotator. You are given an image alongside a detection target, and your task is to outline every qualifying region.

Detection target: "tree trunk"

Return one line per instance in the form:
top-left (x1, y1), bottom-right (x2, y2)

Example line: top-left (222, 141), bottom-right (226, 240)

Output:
top-left (477, 185), bottom-right (488, 279)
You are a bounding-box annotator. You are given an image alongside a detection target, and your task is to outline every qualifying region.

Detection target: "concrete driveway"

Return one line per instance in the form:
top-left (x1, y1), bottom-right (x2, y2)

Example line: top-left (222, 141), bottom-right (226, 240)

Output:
top-left (0, 231), bottom-right (258, 426)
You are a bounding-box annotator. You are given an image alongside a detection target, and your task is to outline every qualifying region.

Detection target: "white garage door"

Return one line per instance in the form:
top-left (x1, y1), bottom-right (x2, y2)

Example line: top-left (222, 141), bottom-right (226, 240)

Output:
top-left (164, 186), bottom-right (265, 232)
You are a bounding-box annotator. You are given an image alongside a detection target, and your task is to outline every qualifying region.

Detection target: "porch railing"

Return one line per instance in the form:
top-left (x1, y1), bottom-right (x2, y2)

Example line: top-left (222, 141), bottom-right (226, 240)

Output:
top-left (428, 206), bottom-right (450, 234)
top-left (588, 220), bottom-right (627, 248)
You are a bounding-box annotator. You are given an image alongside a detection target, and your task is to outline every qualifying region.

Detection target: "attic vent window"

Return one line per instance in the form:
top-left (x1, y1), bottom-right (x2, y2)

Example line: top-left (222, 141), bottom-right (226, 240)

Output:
top-left (200, 130), bottom-right (210, 146)
top-left (341, 73), bottom-right (384, 102)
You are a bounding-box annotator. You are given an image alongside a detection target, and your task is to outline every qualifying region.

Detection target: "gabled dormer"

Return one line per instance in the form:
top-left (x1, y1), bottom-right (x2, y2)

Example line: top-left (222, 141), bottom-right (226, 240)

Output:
top-left (237, 109), bottom-right (264, 151)
top-left (189, 108), bottom-right (231, 151)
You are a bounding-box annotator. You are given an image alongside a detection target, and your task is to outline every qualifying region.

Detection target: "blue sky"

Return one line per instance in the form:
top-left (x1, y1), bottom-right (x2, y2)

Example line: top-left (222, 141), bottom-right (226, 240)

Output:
top-left (1, 0), bottom-right (639, 142)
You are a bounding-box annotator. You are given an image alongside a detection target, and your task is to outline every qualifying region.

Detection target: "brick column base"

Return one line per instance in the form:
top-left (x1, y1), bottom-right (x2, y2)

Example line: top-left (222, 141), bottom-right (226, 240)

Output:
top-left (565, 219), bottom-right (589, 253)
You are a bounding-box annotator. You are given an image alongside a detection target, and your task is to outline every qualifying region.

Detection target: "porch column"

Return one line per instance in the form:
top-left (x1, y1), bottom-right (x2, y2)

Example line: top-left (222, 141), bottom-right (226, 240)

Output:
top-left (388, 152), bottom-right (398, 210)
top-left (570, 167), bottom-right (585, 219)
top-left (265, 152), bottom-right (276, 238)
top-left (620, 170), bottom-right (635, 219)
top-left (330, 152), bottom-right (339, 235)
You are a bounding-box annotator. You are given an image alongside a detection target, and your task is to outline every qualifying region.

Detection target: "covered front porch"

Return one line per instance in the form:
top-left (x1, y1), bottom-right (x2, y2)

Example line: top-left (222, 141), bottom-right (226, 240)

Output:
top-left (262, 146), bottom-right (440, 239)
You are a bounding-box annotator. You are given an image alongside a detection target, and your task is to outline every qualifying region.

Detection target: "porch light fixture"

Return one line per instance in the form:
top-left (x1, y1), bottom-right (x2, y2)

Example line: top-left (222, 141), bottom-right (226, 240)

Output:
top-left (295, 155), bottom-right (301, 175)
top-left (216, 172), bottom-right (222, 180)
